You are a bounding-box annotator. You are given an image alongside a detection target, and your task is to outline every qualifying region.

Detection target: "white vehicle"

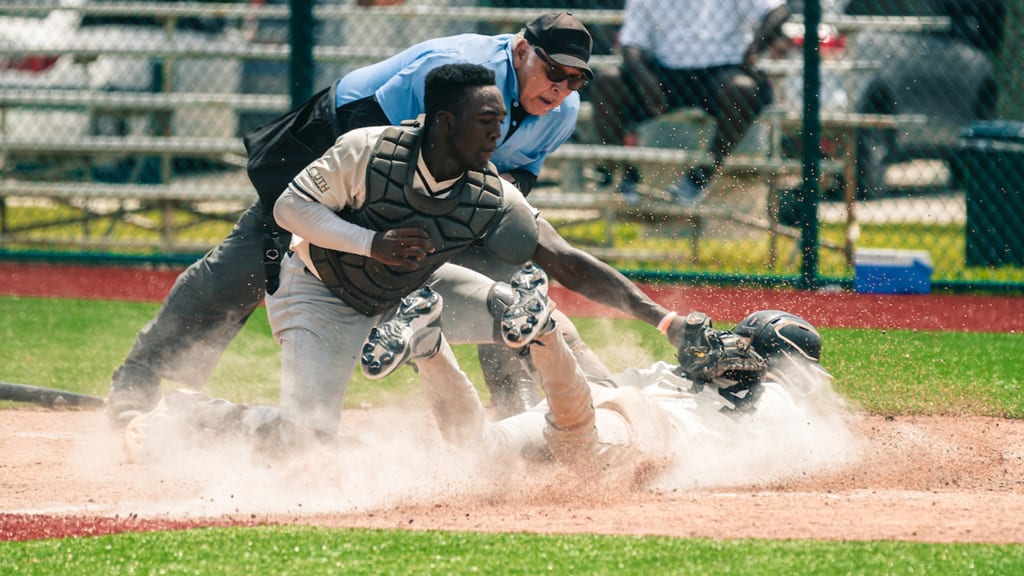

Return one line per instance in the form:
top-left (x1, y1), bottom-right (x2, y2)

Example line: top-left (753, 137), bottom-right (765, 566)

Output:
top-left (776, 0), bottom-right (1003, 197)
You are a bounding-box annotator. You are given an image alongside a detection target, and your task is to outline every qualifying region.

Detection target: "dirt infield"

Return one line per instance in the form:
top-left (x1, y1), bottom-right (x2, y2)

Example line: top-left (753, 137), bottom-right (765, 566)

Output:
top-left (2, 262), bottom-right (1023, 543)
top-left (2, 408), bottom-right (1024, 543)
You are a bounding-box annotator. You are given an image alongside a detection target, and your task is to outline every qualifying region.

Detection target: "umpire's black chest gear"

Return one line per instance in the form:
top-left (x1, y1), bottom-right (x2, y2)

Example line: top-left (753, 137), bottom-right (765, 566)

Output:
top-left (309, 124), bottom-right (537, 316)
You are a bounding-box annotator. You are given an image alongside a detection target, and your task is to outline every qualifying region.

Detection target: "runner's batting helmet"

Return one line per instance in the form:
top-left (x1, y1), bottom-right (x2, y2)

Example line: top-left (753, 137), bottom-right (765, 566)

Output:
top-left (733, 310), bottom-right (831, 396)
top-left (733, 310), bottom-right (821, 364)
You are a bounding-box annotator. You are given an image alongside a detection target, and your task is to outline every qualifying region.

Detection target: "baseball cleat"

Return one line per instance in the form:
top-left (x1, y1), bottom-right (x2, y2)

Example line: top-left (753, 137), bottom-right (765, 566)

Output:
top-left (360, 287), bottom-right (443, 379)
top-left (501, 263), bottom-right (553, 349)
top-left (106, 386), bottom-right (162, 428)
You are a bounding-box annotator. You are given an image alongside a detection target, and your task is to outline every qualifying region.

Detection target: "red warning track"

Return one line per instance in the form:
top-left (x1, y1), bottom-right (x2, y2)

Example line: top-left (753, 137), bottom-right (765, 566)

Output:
top-left (0, 513), bottom-right (264, 542)
top-left (1, 262), bottom-right (1021, 333)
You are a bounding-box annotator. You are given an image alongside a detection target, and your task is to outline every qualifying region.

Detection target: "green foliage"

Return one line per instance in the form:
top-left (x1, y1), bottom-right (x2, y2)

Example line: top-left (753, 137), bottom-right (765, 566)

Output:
top-left (2, 527), bottom-right (1023, 575)
top-left (4, 204), bottom-right (241, 254)
top-left (7, 203), bottom-right (1024, 286)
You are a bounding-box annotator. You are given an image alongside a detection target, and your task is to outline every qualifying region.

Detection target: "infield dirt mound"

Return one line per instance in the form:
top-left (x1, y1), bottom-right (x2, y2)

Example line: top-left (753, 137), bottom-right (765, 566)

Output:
top-left (3, 408), bottom-right (1023, 544)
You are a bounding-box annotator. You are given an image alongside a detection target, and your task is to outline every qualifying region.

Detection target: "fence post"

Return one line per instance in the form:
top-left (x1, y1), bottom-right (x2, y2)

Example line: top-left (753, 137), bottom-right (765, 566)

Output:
top-left (289, 0), bottom-right (315, 109)
top-left (799, 0), bottom-right (822, 290)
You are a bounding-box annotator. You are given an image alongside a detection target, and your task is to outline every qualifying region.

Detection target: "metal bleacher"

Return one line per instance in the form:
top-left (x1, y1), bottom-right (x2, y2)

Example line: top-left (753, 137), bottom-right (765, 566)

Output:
top-left (0, 3), bottom-right (883, 263)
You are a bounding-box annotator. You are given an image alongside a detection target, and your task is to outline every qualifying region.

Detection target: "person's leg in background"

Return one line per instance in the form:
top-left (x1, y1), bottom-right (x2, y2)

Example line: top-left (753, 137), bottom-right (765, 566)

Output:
top-left (106, 199), bottom-right (287, 424)
top-left (711, 66), bottom-right (771, 170)
top-left (475, 344), bottom-right (539, 418)
top-left (590, 62), bottom-right (653, 204)
top-left (668, 66), bottom-right (772, 202)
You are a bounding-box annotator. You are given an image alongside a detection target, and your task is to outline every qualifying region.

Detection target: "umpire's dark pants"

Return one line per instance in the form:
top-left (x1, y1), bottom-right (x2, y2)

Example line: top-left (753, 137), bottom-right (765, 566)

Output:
top-left (118, 198), bottom-right (278, 387)
top-left (115, 86), bottom-right (347, 389)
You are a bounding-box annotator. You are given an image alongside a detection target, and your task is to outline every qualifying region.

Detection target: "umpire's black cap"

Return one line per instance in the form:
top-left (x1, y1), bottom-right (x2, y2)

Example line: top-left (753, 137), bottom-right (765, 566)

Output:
top-left (524, 12), bottom-right (593, 80)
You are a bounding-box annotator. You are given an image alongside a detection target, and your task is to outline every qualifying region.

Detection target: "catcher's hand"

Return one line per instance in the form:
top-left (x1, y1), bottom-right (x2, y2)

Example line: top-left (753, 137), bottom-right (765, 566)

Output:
top-left (674, 311), bottom-right (768, 389)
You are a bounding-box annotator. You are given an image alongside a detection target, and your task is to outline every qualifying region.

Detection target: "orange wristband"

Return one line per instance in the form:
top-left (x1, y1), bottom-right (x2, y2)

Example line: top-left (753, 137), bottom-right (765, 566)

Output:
top-left (657, 311), bottom-right (678, 334)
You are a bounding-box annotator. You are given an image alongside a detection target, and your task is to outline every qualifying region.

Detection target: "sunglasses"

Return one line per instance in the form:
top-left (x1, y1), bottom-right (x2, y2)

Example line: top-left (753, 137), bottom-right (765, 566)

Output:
top-left (532, 46), bottom-right (589, 91)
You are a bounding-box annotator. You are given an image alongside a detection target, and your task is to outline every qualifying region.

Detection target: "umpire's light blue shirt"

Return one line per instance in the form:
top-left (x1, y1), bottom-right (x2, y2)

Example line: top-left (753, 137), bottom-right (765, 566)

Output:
top-left (334, 33), bottom-right (579, 177)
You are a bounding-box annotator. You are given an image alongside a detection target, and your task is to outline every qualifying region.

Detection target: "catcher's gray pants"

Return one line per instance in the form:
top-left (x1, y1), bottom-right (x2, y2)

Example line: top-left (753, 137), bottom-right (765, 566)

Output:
top-left (265, 252), bottom-right (505, 437)
top-left (115, 199), bottom-right (279, 389)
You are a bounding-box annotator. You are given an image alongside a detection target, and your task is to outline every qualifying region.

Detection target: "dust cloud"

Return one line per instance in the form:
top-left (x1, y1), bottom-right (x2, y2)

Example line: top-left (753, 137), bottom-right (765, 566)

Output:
top-left (646, 362), bottom-right (862, 490)
top-left (100, 397), bottom-right (505, 518)
top-left (81, 357), bottom-right (859, 519)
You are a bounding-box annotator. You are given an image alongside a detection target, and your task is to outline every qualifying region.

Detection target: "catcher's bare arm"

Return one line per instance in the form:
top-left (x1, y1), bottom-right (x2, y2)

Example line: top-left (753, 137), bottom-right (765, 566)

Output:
top-left (531, 217), bottom-right (687, 345)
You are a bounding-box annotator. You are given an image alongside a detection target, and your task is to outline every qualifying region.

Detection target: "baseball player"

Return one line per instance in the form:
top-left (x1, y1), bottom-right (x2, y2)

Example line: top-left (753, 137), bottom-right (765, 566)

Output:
top-left (355, 267), bottom-right (833, 472)
top-left (107, 11), bottom-right (693, 425)
top-left (127, 62), bottom-right (535, 456)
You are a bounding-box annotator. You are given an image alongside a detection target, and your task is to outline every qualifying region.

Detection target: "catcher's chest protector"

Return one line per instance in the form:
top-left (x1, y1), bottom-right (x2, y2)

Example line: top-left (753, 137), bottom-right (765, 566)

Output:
top-left (310, 124), bottom-right (505, 316)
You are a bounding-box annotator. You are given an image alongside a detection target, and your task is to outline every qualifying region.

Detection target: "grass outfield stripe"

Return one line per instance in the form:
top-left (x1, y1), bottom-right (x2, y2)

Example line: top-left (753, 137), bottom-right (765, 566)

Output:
top-left (1, 526), bottom-right (1023, 574)
top-left (2, 295), bottom-right (1022, 416)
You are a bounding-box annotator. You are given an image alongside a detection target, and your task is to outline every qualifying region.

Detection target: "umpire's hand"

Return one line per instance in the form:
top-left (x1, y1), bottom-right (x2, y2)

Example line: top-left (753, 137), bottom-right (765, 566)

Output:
top-left (371, 228), bottom-right (435, 267)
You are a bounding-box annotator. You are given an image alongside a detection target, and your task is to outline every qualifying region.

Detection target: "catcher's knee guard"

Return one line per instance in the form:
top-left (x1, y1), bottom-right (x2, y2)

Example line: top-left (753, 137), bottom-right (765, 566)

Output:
top-left (486, 281), bottom-right (514, 321)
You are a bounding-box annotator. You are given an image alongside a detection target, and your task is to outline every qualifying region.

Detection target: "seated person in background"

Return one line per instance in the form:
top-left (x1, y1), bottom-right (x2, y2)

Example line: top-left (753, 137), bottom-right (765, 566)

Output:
top-left (590, 0), bottom-right (790, 205)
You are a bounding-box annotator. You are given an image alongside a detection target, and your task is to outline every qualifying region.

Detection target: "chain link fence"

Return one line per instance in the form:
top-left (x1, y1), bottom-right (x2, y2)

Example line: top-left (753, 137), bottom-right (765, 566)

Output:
top-left (1, 0), bottom-right (1021, 292)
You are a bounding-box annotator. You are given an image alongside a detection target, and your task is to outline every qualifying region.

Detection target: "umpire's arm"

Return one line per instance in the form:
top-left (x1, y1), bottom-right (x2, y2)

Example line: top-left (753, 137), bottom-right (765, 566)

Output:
top-left (531, 218), bottom-right (686, 346)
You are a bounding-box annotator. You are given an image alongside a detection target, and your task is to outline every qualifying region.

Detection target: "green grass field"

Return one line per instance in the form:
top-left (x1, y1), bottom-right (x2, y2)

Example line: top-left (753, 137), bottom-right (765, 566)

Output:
top-left (3, 526), bottom-right (1023, 575)
top-left (2, 294), bottom-right (1023, 573)
top-left (2, 296), bottom-right (1022, 416)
